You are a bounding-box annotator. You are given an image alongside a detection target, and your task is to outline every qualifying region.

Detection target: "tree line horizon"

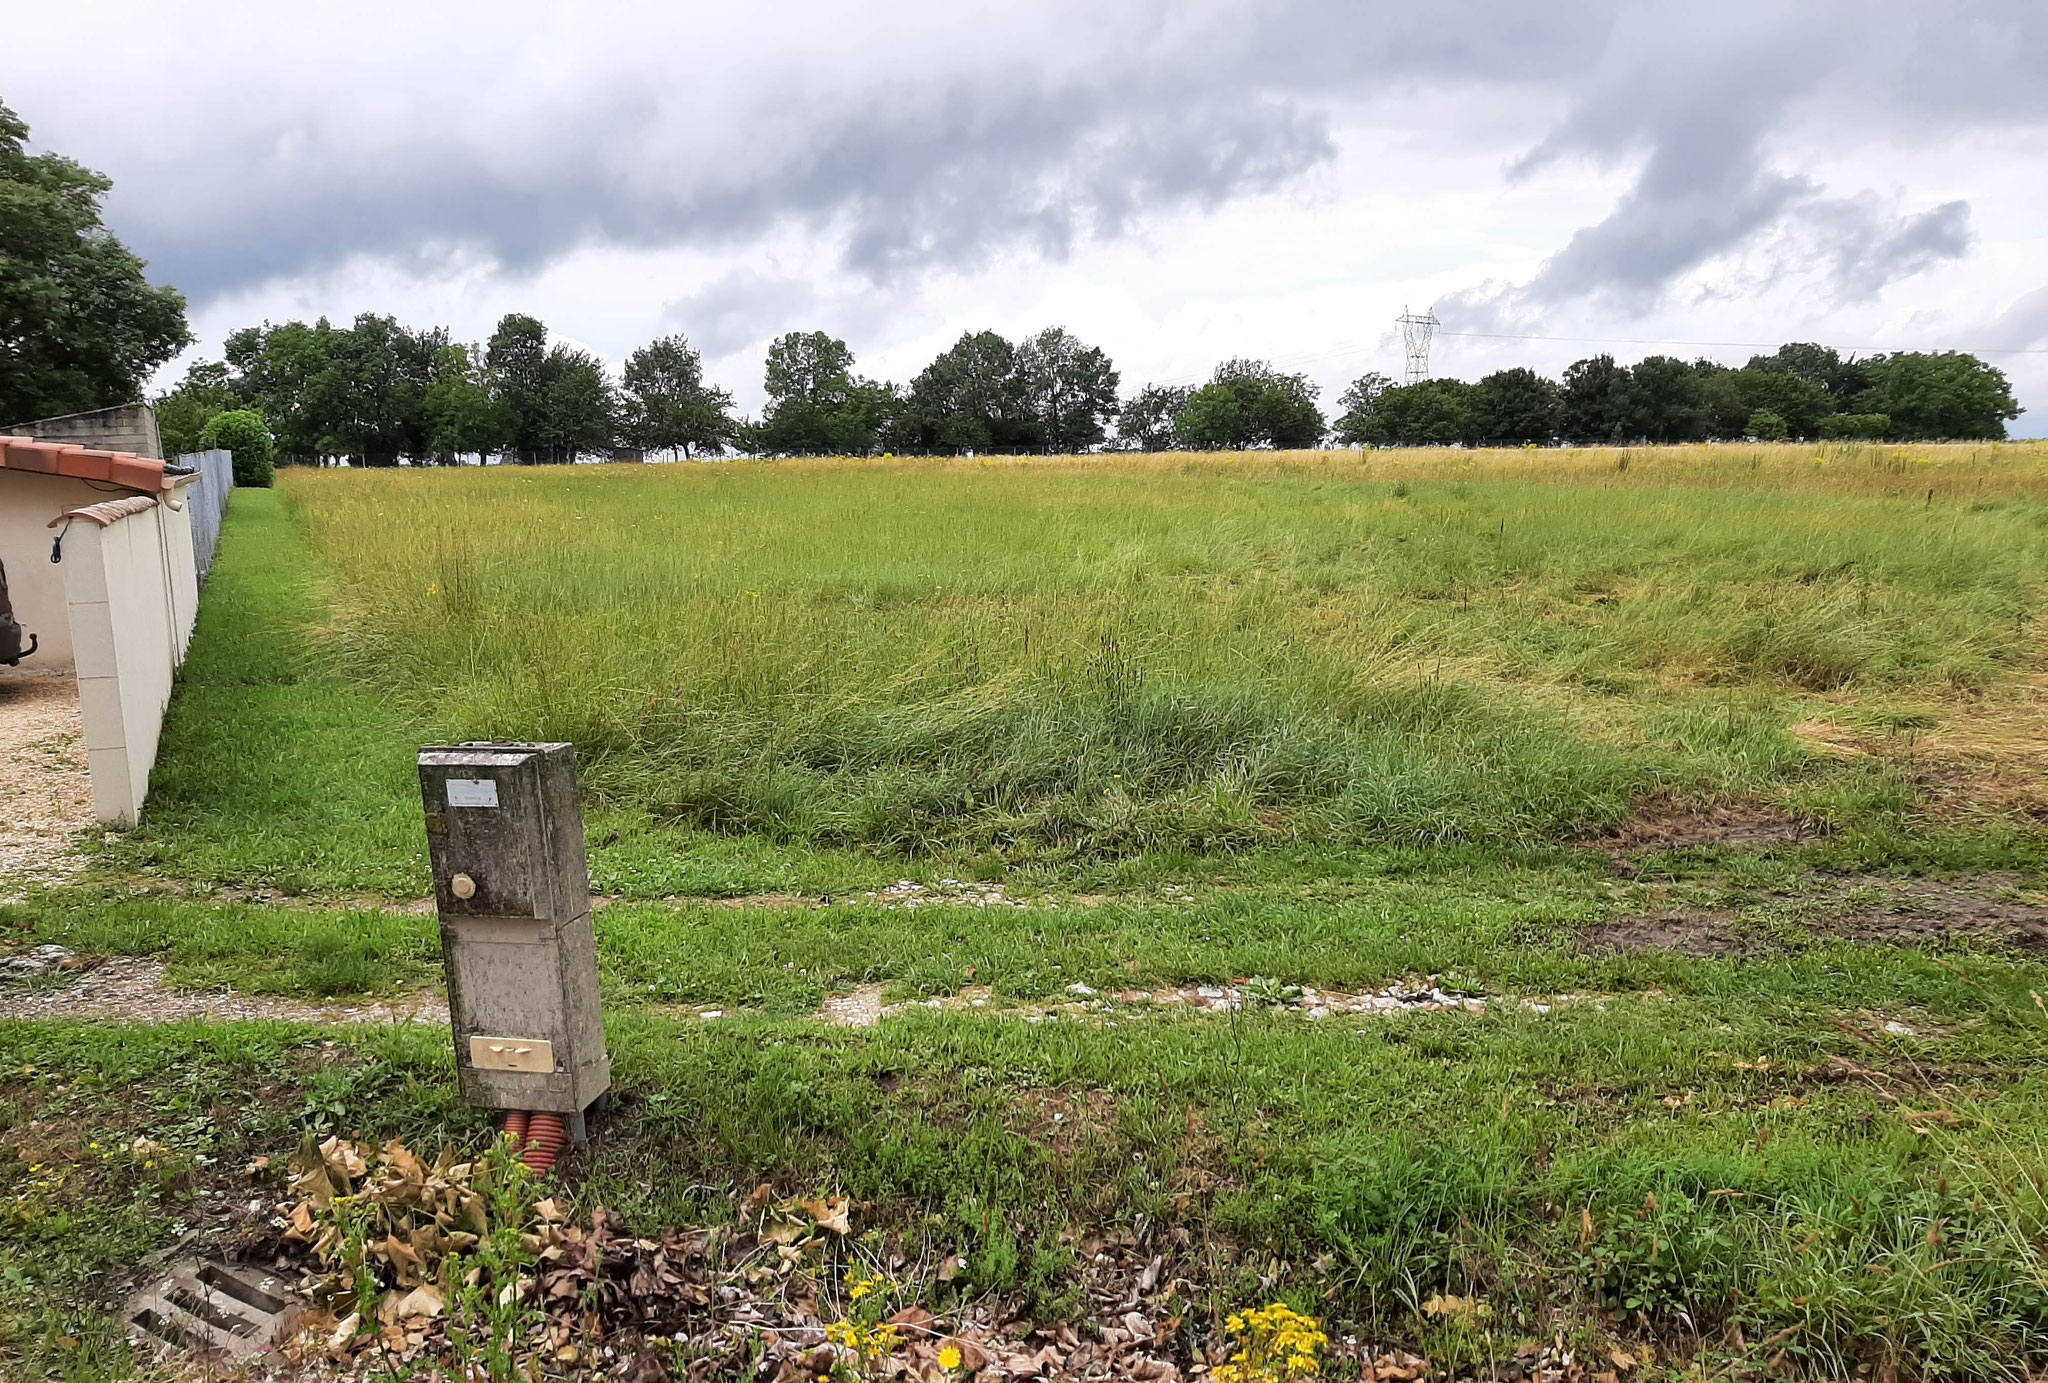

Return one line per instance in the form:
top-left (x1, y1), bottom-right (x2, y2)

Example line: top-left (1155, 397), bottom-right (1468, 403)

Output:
top-left (155, 310), bottom-right (2024, 467)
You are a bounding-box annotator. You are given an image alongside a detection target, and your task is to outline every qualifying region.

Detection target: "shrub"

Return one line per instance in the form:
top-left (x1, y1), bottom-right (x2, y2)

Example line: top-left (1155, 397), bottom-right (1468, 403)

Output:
top-left (1747, 409), bottom-right (1788, 441)
top-left (198, 408), bottom-right (277, 487)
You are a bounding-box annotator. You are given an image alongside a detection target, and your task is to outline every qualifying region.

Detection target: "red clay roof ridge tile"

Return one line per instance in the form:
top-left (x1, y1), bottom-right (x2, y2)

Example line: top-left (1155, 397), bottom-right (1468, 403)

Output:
top-left (0, 435), bottom-right (173, 493)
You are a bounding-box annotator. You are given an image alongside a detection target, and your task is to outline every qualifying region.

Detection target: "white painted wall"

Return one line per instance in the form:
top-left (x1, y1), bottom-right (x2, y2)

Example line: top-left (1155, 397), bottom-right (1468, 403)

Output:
top-left (53, 496), bottom-right (201, 826)
top-left (0, 470), bottom-right (106, 671)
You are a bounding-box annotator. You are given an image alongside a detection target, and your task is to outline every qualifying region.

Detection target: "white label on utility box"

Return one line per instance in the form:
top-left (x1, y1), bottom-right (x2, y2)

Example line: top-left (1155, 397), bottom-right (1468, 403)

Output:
top-left (446, 778), bottom-right (500, 808)
top-left (469, 1036), bottom-right (555, 1073)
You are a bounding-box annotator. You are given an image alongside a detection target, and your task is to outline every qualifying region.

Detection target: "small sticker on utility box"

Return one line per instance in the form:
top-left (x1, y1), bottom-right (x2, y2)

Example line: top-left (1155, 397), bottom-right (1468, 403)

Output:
top-left (447, 778), bottom-right (500, 808)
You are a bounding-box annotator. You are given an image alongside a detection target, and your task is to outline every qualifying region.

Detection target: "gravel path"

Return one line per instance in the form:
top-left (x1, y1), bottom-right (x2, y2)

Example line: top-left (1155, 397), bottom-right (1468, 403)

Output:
top-left (0, 956), bottom-right (449, 1025)
top-left (0, 672), bottom-right (92, 888)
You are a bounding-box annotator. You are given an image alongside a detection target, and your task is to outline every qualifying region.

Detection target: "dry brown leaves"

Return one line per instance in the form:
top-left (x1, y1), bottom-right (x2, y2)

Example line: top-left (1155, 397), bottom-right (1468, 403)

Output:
top-left (274, 1139), bottom-right (1452, 1382)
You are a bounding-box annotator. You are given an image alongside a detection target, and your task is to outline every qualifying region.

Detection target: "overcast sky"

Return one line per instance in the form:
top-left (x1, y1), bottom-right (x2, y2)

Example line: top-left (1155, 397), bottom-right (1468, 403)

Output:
top-left (13, 1), bottom-right (2048, 431)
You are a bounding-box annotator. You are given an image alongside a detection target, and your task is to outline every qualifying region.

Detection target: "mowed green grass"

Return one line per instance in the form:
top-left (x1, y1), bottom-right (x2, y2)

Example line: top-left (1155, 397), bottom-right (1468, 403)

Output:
top-left (12, 444), bottom-right (2048, 1379)
top-left (104, 441), bottom-right (2048, 890)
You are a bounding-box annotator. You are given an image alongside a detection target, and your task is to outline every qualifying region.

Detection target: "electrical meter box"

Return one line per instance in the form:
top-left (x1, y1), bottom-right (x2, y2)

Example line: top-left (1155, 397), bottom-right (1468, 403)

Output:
top-left (419, 742), bottom-right (610, 1135)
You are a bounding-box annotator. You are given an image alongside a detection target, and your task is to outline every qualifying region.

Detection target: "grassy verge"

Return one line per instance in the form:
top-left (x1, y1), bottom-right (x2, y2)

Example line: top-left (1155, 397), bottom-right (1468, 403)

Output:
top-left (91, 487), bottom-right (428, 894)
top-left (14, 860), bottom-right (2048, 1015)
top-left (7, 953), bottom-right (2048, 1379)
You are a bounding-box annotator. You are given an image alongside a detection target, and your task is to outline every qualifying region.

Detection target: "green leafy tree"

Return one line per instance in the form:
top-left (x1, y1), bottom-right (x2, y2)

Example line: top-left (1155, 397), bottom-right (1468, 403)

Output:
top-left (1115, 385), bottom-right (1191, 451)
top-left (0, 100), bottom-right (190, 422)
top-left (1625, 355), bottom-right (1706, 443)
top-left (1176, 359), bottom-right (1323, 450)
top-left (1692, 362), bottom-right (1753, 439)
top-left (765, 329), bottom-right (857, 405)
top-left (1175, 383), bottom-right (1251, 450)
top-left (1371, 379), bottom-right (1480, 445)
top-left (621, 335), bottom-right (735, 459)
top-left (198, 408), bottom-right (275, 487)
top-left (757, 331), bottom-right (877, 455)
top-left (908, 331), bottom-right (1039, 453)
top-left (1747, 409), bottom-right (1789, 441)
top-left (485, 314), bottom-right (616, 462)
top-left (1016, 327), bottom-right (1120, 454)
top-left (1747, 342), bottom-right (1870, 405)
top-left (223, 319), bottom-right (341, 463)
top-left (1730, 367), bottom-right (1832, 439)
top-left (535, 345), bottom-right (617, 462)
top-left (318, 313), bottom-right (445, 464)
top-left (858, 380), bottom-right (912, 454)
top-left (424, 344), bottom-right (511, 463)
top-left (1852, 352), bottom-right (2018, 440)
top-left (485, 313), bottom-right (553, 460)
top-left (1560, 354), bottom-right (1635, 443)
top-left (1332, 372), bottom-right (1394, 446)
top-left (155, 360), bottom-right (237, 456)
top-left (1472, 368), bottom-right (1560, 444)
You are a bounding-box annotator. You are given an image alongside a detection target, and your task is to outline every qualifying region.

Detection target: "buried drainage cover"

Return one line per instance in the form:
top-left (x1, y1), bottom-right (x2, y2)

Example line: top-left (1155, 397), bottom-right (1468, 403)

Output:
top-left (125, 1259), bottom-right (305, 1361)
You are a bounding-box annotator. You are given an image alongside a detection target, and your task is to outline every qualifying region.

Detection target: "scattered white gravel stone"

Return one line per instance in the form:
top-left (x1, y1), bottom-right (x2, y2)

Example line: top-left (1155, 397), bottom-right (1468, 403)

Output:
top-left (3, 943), bottom-right (77, 975)
top-left (0, 956), bottom-right (448, 1025)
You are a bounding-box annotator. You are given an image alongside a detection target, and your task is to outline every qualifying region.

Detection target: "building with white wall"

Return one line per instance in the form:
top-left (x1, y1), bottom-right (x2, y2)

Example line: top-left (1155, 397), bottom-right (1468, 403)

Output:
top-left (0, 435), bottom-right (206, 826)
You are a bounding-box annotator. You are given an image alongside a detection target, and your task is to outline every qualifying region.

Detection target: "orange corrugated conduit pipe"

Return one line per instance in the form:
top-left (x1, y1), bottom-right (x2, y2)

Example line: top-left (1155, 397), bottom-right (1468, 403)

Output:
top-left (520, 1112), bottom-right (568, 1173)
top-left (494, 1108), bottom-right (568, 1173)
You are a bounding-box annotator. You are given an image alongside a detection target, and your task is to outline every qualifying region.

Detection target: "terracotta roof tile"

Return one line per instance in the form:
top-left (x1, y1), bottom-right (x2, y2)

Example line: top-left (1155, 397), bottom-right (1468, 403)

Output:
top-left (47, 495), bottom-right (160, 528)
top-left (0, 435), bottom-right (171, 492)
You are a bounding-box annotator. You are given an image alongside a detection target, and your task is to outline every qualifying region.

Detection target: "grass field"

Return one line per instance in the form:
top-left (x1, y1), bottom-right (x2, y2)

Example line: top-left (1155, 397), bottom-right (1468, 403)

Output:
top-left (9, 443), bottom-right (2048, 1380)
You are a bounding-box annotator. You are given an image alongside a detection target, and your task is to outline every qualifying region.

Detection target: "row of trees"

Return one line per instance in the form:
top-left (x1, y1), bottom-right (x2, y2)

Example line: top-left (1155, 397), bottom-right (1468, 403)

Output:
top-left (160, 316), bottom-right (1137, 464)
top-left (159, 313), bottom-right (673, 464)
top-left (1332, 345), bottom-right (2022, 448)
top-left (162, 311), bottom-right (2022, 465)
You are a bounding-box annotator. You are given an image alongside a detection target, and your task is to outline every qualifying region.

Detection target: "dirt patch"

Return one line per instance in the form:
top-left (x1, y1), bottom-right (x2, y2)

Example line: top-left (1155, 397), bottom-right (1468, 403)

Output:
top-left (1823, 874), bottom-right (2048, 953)
top-left (1592, 796), bottom-right (1807, 861)
top-left (1005, 1087), bottom-right (1121, 1156)
top-left (1580, 873), bottom-right (2048, 958)
top-left (1577, 908), bottom-right (1757, 958)
top-left (0, 672), bottom-right (93, 890)
top-left (0, 956), bottom-right (448, 1025)
top-left (197, 884), bottom-right (439, 914)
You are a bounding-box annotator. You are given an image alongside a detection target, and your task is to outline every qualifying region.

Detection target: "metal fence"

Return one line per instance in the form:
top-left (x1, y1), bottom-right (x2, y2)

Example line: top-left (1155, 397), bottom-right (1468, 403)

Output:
top-left (177, 449), bottom-right (233, 583)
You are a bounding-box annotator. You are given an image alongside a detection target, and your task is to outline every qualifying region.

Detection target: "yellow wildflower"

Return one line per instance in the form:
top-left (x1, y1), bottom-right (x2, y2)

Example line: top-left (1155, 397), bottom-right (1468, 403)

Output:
top-left (939, 1344), bottom-right (963, 1371)
top-left (1212, 1302), bottom-right (1327, 1382)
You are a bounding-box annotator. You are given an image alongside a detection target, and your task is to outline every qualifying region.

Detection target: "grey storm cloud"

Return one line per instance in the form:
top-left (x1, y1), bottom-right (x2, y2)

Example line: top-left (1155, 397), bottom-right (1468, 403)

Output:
top-left (16, 0), bottom-right (1615, 302)
top-left (1455, 0), bottom-right (2045, 316)
top-left (94, 65), bottom-right (1339, 303)
top-left (12, 0), bottom-right (2047, 310)
top-left (1820, 199), bottom-right (1975, 302)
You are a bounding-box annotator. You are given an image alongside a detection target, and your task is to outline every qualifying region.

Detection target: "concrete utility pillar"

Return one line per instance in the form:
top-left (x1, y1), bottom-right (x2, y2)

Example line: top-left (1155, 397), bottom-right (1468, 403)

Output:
top-left (418, 742), bottom-right (610, 1139)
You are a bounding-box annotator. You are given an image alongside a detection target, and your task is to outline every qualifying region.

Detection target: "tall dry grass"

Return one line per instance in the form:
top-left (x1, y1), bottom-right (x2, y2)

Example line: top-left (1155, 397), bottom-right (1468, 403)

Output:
top-left (280, 441), bottom-right (2048, 856)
